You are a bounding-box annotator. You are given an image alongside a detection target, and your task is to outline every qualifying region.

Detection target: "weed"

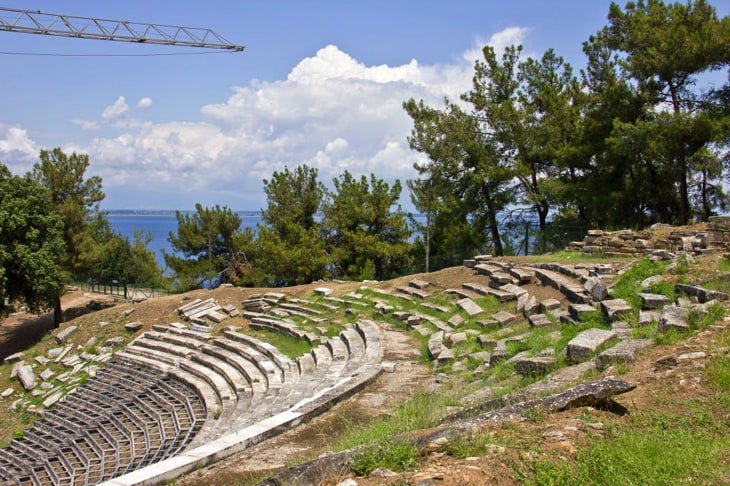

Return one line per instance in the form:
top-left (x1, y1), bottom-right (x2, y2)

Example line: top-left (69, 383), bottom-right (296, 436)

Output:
top-left (445, 431), bottom-right (495, 458)
top-left (612, 258), bottom-right (669, 310)
top-left (350, 438), bottom-right (418, 476)
top-left (336, 391), bottom-right (455, 452)
top-left (630, 323), bottom-right (656, 339)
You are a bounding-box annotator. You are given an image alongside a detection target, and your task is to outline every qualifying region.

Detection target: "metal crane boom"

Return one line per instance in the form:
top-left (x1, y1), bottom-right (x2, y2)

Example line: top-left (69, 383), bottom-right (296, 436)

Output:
top-left (0, 7), bottom-right (245, 51)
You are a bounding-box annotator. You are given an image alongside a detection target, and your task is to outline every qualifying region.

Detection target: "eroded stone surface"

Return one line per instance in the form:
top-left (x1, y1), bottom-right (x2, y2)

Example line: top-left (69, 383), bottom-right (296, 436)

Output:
top-left (567, 328), bottom-right (617, 362)
top-left (600, 299), bottom-right (633, 322)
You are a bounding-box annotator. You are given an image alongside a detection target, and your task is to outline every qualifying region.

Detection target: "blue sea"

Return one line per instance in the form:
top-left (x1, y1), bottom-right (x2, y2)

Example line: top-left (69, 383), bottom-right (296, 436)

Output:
top-left (108, 210), bottom-right (431, 269)
top-left (107, 211), bottom-right (263, 268)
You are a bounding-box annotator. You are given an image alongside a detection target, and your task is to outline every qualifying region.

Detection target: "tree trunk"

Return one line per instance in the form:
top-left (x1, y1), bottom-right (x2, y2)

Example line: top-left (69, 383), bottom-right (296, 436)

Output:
top-left (53, 296), bottom-right (63, 328)
top-left (487, 207), bottom-right (504, 256)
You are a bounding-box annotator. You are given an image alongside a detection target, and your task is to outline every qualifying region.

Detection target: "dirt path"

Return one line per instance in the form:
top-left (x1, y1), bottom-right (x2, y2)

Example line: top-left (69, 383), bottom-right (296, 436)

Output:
top-left (0, 291), bottom-right (115, 361)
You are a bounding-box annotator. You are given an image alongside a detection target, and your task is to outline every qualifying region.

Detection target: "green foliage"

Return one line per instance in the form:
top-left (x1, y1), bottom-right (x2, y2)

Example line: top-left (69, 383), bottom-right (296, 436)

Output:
top-left (707, 331), bottom-right (730, 393)
top-left (255, 165), bottom-right (330, 286)
top-left (612, 258), bottom-right (669, 310)
top-left (322, 171), bottom-right (412, 280)
top-left (350, 438), bottom-right (418, 476)
top-left (247, 328), bottom-right (312, 359)
top-left (30, 148), bottom-right (105, 278)
top-left (444, 432), bottom-right (496, 459)
top-left (165, 204), bottom-right (247, 290)
top-left (0, 165), bottom-right (65, 315)
top-left (336, 391), bottom-right (453, 452)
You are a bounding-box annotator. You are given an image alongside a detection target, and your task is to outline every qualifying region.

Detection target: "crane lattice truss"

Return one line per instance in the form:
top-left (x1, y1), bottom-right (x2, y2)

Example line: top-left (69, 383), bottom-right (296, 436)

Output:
top-left (0, 7), bottom-right (244, 51)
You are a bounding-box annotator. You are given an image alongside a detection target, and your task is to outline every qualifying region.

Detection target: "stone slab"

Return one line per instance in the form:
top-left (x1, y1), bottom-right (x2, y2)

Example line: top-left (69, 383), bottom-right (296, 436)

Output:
top-left (595, 338), bottom-right (652, 371)
top-left (600, 299), bottom-right (633, 322)
top-left (567, 328), bottom-right (617, 362)
top-left (639, 293), bottom-right (672, 310)
top-left (492, 311), bottom-right (516, 326)
top-left (456, 298), bottom-right (484, 317)
top-left (658, 305), bottom-right (690, 332)
top-left (55, 325), bottom-right (78, 344)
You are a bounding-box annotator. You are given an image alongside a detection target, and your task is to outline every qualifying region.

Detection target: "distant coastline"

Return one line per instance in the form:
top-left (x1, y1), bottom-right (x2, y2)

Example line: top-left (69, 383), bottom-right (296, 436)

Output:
top-left (105, 209), bottom-right (263, 216)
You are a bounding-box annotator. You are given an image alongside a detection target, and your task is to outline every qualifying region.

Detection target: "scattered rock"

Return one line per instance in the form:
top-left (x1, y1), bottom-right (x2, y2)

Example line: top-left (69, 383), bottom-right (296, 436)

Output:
top-left (567, 328), bottom-right (617, 363)
top-left (124, 321), bottom-right (143, 332)
top-left (658, 305), bottom-right (690, 333)
top-left (600, 299), bottom-right (633, 322)
top-left (55, 325), bottom-right (78, 344)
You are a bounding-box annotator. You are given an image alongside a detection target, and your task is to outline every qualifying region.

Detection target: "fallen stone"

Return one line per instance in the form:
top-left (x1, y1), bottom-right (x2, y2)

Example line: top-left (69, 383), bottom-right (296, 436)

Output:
top-left (528, 314), bottom-right (552, 328)
top-left (125, 321), bottom-right (143, 332)
top-left (448, 314), bottom-right (465, 327)
top-left (406, 315), bottom-right (421, 328)
top-left (596, 338), bottom-right (652, 371)
top-left (478, 336), bottom-right (497, 350)
top-left (492, 311), bottom-right (516, 326)
top-left (584, 277), bottom-right (609, 301)
top-left (639, 293), bottom-right (672, 310)
top-left (567, 328), bottom-right (617, 362)
top-left (514, 356), bottom-right (556, 376)
top-left (55, 325), bottom-right (78, 344)
top-left (446, 332), bottom-right (467, 346)
top-left (675, 283), bottom-right (729, 303)
top-left (523, 295), bottom-right (540, 317)
top-left (489, 343), bottom-right (510, 365)
top-left (437, 348), bottom-right (455, 364)
top-left (105, 336), bottom-right (125, 346)
top-left (428, 331), bottom-right (445, 359)
top-left (678, 351), bottom-right (706, 362)
top-left (501, 283), bottom-right (527, 298)
top-left (43, 391), bottom-right (63, 408)
top-left (3, 352), bottom-right (24, 364)
top-left (313, 287), bottom-right (334, 296)
top-left (658, 305), bottom-right (689, 333)
top-left (39, 369), bottom-right (55, 381)
top-left (638, 310), bottom-right (661, 326)
top-left (1, 388), bottom-right (13, 398)
top-left (569, 303), bottom-right (597, 321)
top-left (16, 364), bottom-right (36, 391)
top-left (381, 361), bottom-right (397, 373)
top-left (600, 299), bottom-right (633, 322)
top-left (540, 299), bottom-right (561, 312)
top-left (409, 279), bottom-right (430, 290)
top-left (456, 298), bottom-right (484, 317)
top-left (477, 319), bottom-right (499, 331)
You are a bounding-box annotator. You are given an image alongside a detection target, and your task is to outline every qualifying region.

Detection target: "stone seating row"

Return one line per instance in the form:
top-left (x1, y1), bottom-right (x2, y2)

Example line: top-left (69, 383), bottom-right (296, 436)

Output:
top-left (0, 360), bottom-right (206, 485)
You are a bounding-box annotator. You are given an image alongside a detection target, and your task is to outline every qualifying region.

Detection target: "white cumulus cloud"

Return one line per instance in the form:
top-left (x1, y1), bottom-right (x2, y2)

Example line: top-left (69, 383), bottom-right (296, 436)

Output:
top-left (0, 126), bottom-right (39, 173)
top-left (102, 96), bottom-right (130, 121)
top-left (462, 27), bottom-right (532, 64)
top-left (42, 27), bottom-right (534, 209)
top-left (137, 97), bottom-right (153, 109)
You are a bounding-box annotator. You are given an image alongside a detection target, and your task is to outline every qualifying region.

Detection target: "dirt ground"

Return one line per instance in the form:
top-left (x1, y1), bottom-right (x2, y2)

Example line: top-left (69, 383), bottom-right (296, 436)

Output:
top-left (1, 260), bottom-right (727, 485)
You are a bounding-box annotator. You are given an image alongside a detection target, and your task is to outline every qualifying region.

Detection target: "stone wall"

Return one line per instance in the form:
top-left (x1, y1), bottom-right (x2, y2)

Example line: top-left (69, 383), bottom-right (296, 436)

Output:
top-left (566, 216), bottom-right (730, 257)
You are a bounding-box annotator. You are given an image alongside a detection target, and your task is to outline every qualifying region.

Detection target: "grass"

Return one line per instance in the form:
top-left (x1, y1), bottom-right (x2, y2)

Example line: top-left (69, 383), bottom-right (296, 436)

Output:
top-left (611, 258), bottom-right (670, 310)
top-left (521, 328), bottom-right (730, 486)
top-left (246, 328), bottom-right (313, 359)
top-left (336, 390), bottom-right (459, 474)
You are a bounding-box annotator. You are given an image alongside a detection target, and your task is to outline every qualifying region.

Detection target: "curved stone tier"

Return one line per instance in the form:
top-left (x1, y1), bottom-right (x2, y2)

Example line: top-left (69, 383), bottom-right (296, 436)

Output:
top-left (0, 361), bottom-right (206, 485)
top-left (0, 317), bottom-right (383, 486)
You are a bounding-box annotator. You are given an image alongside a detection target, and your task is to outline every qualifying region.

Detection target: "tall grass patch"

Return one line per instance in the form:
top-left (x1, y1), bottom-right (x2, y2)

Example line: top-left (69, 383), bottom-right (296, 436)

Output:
top-left (612, 258), bottom-right (669, 310)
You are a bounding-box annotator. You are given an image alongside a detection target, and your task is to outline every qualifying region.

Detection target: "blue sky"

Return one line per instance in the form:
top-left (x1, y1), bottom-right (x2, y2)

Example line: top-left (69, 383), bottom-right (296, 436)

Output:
top-left (1, 1), bottom-right (728, 211)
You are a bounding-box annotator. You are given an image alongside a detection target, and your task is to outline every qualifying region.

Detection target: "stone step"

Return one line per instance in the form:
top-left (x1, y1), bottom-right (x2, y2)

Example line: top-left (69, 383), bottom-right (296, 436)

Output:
top-left (201, 345), bottom-right (265, 393)
top-left (223, 328), bottom-right (295, 379)
top-left (211, 338), bottom-right (276, 390)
